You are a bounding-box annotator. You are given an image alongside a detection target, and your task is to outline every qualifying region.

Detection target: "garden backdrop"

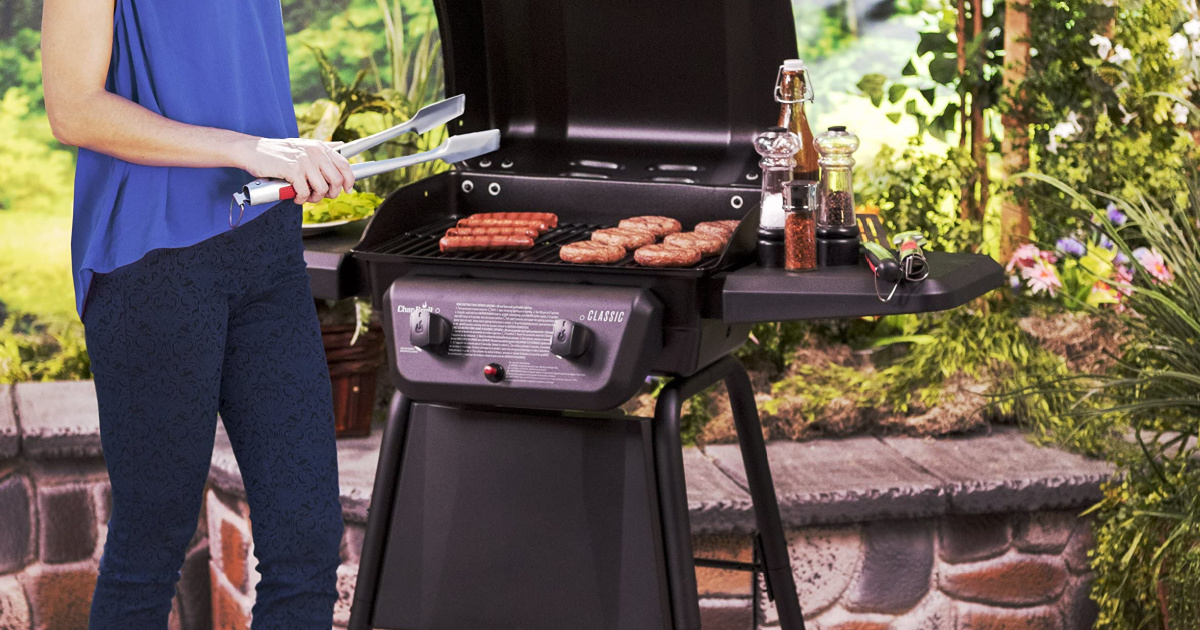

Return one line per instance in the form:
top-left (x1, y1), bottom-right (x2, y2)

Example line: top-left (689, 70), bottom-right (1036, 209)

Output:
top-left (3, 0), bottom-right (1200, 625)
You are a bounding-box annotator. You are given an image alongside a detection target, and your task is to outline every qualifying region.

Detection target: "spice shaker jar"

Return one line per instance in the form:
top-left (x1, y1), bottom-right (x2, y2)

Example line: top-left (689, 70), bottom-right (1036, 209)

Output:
top-left (785, 180), bottom-right (817, 272)
top-left (753, 126), bottom-right (802, 268)
top-left (814, 126), bottom-right (861, 267)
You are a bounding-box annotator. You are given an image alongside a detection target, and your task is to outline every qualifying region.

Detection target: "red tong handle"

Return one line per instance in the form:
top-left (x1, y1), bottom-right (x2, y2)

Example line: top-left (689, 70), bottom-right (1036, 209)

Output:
top-left (278, 185), bottom-right (297, 201)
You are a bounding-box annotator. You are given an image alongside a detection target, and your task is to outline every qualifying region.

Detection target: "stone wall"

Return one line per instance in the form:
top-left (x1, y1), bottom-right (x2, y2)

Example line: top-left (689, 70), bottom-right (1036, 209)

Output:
top-left (0, 381), bottom-right (1115, 630)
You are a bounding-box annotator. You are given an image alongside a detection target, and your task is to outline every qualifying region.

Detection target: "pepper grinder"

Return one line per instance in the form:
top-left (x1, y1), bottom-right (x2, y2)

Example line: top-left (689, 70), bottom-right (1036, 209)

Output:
top-left (814, 126), bottom-right (861, 267)
top-left (753, 126), bottom-right (802, 268)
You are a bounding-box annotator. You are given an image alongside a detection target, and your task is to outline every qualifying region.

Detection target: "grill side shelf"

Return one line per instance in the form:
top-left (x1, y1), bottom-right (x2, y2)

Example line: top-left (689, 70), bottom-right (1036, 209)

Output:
top-left (718, 252), bottom-right (1004, 323)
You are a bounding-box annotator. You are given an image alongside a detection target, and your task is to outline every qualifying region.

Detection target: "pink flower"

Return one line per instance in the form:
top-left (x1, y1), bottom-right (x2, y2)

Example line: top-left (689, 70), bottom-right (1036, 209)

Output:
top-left (1113, 265), bottom-right (1134, 296)
top-left (1007, 243), bottom-right (1042, 272)
top-left (1021, 258), bottom-right (1062, 296)
top-left (1133, 247), bottom-right (1174, 283)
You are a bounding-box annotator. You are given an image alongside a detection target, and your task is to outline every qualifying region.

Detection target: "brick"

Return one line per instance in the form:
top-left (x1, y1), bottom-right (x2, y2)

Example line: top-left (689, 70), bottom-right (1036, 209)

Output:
top-left (0, 474), bottom-right (33, 573)
top-left (0, 575), bottom-right (31, 629)
top-left (758, 526), bottom-right (862, 626)
top-left (958, 604), bottom-right (1063, 630)
top-left (693, 534), bottom-right (754, 597)
top-left (0, 385), bottom-right (17, 460)
top-left (209, 565), bottom-right (250, 630)
top-left (19, 561), bottom-right (98, 630)
top-left (174, 539), bottom-right (211, 630)
top-left (698, 598), bottom-right (753, 630)
top-left (820, 622), bottom-right (890, 630)
top-left (844, 520), bottom-right (933, 614)
top-left (333, 562), bottom-right (357, 628)
top-left (938, 514), bottom-right (1010, 563)
top-left (941, 555), bottom-right (1068, 606)
top-left (1063, 522), bottom-right (1094, 575)
top-left (1014, 512), bottom-right (1077, 554)
top-left (219, 520), bottom-right (248, 591)
top-left (14, 381), bottom-right (102, 458)
top-left (1060, 578), bottom-right (1098, 630)
top-left (340, 523), bottom-right (365, 565)
top-left (889, 593), bottom-right (957, 630)
top-left (38, 485), bottom-right (96, 564)
top-left (93, 483), bottom-right (112, 526)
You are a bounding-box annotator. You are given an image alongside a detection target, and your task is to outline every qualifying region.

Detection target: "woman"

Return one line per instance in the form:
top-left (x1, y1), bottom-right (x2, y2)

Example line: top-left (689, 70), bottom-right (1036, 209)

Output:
top-left (42, 0), bottom-right (351, 626)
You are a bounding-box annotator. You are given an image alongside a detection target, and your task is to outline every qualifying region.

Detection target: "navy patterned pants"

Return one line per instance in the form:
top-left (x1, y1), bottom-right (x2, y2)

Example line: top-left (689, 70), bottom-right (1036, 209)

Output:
top-left (82, 202), bottom-right (344, 629)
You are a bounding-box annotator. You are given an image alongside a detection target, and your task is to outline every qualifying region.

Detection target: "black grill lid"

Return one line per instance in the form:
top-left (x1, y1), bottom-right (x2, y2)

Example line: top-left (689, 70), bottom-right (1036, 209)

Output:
top-left (434, 0), bottom-right (799, 186)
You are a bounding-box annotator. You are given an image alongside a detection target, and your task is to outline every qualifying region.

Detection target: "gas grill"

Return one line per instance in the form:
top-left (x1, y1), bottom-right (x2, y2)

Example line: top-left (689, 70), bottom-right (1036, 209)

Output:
top-left (297, 0), bottom-right (1005, 628)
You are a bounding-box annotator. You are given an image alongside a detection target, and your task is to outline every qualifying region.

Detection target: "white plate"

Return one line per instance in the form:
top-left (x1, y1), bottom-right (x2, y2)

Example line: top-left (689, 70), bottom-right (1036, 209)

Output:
top-left (301, 217), bottom-right (368, 238)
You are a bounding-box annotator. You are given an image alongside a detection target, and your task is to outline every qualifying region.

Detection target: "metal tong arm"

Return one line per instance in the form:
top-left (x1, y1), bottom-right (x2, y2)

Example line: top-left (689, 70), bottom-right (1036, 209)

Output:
top-left (335, 94), bottom-right (466, 159)
top-left (237, 129), bottom-right (501, 206)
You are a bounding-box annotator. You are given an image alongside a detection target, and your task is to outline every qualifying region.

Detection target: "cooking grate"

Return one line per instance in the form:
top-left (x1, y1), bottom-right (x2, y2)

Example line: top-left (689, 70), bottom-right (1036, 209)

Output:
top-left (353, 218), bottom-right (741, 276)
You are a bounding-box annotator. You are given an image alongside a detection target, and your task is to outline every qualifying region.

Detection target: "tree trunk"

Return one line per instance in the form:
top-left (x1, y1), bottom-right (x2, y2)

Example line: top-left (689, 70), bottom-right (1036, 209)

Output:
top-left (957, 0), bottom-right (972, 222)
top-left (1000, 0), bottom-right (1032, 258)
top-left (970, 0), bottom-right (988, 225)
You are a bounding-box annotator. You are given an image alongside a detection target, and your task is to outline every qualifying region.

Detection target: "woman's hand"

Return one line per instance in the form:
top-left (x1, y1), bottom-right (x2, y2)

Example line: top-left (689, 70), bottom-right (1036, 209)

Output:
top-left (234, 137), bottom-right (357, 205)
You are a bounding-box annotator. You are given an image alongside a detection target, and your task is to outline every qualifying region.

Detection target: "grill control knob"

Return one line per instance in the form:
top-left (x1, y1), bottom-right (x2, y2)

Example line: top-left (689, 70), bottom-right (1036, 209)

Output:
top-left (550, 319), bottom-right (591, 359)
top-left (409, 311), bottom-right (450, 349)
top-left (483, 363), bottom-right (505, 382)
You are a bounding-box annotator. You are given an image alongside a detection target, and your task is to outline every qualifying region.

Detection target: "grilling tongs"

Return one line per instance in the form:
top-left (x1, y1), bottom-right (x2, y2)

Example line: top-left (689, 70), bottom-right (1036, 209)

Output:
top-left (230, 94), bottom-right (500, 225)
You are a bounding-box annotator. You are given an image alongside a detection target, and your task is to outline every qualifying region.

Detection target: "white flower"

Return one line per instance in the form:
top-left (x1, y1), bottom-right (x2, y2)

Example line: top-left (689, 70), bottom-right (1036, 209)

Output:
top-left (1047, 112), bottom-right (1083, 154)
top-left (1174, 102), bottom-right (1190, 124)
top-left (1119, 103), bottom-right (1139, 125)
top-left (1090, 34), bottom-right (1113, 60)
top-left (1192, 39), bottom-right (1200, 57)
top-left (1111, 44), bottom-right (1133, 65)
top-left (1185, 19), bottom-right (1200, 39)
top-left (1170, 32), bottom-right (1190, 58)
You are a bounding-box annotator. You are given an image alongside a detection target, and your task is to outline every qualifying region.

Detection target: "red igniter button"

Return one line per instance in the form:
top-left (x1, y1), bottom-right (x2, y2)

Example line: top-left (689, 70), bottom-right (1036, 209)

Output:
top-left (483, 363), bottom-right (505, 383)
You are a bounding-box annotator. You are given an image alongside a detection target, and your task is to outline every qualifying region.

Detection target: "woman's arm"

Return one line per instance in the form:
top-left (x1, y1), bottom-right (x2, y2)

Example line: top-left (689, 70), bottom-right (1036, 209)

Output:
top-left (41, 0), bottom-right (353, 204)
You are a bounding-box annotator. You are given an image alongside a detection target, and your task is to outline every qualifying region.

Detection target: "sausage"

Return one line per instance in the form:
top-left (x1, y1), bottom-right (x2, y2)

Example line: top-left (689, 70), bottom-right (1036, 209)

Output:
top-left (445, 226), bottom-right (540, 239)
top-left (439, 235), bottom-right (536, 252)
top-left (456, 217), bottom-right (550, 232)
top-left (471, 212), bottom-right (559, 228)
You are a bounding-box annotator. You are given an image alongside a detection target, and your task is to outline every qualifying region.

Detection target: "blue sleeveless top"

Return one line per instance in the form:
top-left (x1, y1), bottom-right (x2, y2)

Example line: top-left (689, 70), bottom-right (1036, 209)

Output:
top-left (72, 0), bottom-right (298, 318)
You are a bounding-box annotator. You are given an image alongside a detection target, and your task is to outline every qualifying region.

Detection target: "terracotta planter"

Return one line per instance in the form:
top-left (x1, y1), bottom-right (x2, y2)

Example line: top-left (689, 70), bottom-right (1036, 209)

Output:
top-left (321, 324), bottom-right (385, 438)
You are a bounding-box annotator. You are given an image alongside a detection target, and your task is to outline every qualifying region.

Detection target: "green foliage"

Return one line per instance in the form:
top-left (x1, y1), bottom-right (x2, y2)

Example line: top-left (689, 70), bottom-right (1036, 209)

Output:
top-left (303, 191), bottom-right (383, 223)
top-left (857, 142), bottom-right (980, 253)
top-left (0, 312), bottom-right (91, 383)
top-left (287, 0), bottom-right (439, 103)
top-left (0, 0), bottom-right (44, 41)
top-left (1018, 173), bottom-right (1200, 626)
top-left (856, 1), bottom-right (1005, 142)
top-left (756, 301), bottom-right (1069, 430)
top-left (1089, 458), bottom-right (1200, 629)
top-left (1014, 0), bottom-right (1197, 234)
top-left (0, 29), bottom-right (44, 110)
top-left (0, 88), bottom-right (75, 215)
top-left (281, 0), bottom-right (356, 34)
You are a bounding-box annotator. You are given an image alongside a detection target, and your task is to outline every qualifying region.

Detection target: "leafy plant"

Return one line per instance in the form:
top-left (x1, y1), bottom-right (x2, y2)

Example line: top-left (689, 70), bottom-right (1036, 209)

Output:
top-left (1015, 172), bottom-right (1200, 627)
top-left (0, 312), bottom-right (91, 383)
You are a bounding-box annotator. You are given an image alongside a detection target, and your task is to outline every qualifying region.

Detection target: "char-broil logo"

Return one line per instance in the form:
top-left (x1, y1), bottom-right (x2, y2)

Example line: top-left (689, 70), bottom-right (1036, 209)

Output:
top-left (396, 302), bottom-right (440, 314)
top-left (584, 309), bottom-right (625, 323)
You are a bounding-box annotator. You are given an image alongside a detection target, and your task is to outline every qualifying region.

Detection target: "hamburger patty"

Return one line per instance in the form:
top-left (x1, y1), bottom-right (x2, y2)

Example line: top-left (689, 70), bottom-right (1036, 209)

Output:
top-left (591, 227), bottom-right (657, 249)
top-left (633, 243), bottom-right (702, 267)
top-left (559, 241), bottom-right (626, 264)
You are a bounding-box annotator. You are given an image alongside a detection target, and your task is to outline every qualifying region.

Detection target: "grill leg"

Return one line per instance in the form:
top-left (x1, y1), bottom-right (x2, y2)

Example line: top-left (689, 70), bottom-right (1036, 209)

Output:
top-left (654, 356), bottom-right (805, 630)
top-left (654, 386), bottom-right (702, 630)
top-left (348, 391), bottom-right (412, 630)
top-left (723, 361), bottom-right (805, 630)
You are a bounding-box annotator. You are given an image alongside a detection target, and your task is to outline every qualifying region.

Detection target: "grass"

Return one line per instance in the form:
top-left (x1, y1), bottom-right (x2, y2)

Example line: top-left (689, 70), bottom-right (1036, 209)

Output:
top-left (0, 206), bottom-right (75, 322)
